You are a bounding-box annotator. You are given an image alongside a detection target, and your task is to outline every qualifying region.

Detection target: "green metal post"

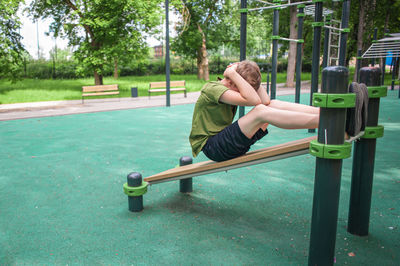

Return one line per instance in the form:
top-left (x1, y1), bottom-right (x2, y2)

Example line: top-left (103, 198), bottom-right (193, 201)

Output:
top-left (308, 66), bottom-right (349, 266)
top-left (271, 7), bottom-right (279, 100)
top-left (295, 5), bottom-right (305, 103)
top-left (347, 67), bottom-right (382, 236)
top-left (239, 0), bottom-right (247, 117)
top-left (308, 1), bottom-right (323, 133)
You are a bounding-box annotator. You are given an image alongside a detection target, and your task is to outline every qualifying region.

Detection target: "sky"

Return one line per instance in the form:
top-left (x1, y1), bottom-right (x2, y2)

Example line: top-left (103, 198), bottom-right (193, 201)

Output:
top-left (19, 2), bottom-right (176, 60)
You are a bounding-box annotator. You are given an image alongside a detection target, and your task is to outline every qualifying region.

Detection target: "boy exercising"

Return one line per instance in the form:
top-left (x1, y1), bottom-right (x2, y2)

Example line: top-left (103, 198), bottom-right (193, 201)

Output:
top-left (189, 60), bottom-right (364, 162)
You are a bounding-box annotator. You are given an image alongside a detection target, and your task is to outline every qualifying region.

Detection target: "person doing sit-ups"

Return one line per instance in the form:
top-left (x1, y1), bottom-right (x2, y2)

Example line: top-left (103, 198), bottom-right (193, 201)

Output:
top-left (189, 60), bottom-right (366, 162)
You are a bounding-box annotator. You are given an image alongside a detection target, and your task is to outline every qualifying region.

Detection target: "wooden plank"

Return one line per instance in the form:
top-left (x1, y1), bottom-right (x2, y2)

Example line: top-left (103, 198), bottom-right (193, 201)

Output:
top-left (82, 84), bottom-right (118, 92)
top-left (144, 136), bottom-right (316, 183)
top-left (148, 88), bottom-right (186, 93)
top-left (149, 81), bottom-right (185, 89)
top-left (82, 91), bottom-right (119, 97)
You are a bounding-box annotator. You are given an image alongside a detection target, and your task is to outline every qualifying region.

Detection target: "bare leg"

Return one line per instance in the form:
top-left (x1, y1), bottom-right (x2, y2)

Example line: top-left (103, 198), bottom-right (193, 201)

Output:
top-left (268, 99), bottom-right (319, 115)
top-left (238, 104), bottom-right (319, 139)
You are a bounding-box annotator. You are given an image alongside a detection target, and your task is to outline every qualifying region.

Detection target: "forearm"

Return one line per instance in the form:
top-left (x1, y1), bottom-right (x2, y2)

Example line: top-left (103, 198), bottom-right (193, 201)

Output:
top-left (257, 86), bottom-right (270, 105)
top-left (228, 72), bottom-right (261, 105)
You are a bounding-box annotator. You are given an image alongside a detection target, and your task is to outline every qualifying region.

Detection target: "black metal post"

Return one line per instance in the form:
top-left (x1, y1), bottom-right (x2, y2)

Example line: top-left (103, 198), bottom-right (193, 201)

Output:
top-left (127, 172), bottom-right (144, 212)
top-left (347, 67), bottom-right (382, 236)
top-left (239, 0), bottom-right (247, 117)
top-left (295, 5), bottom-right (305, 103)
top-left (266, 72), bottom-right (270, 95)
top-left (391, 57), bottom-right (397, 90)
top-left (356, 49), bottom-right (362, 82)
top-left (271, 7), bottom-right (279, 100)
top-left (322, 15), bottom-right (331, 68)
top-left (165, 0), bottom-right (171, 107)
top-left (338, 0), bottom-right (350, 66)
top-left (308, 66), bottom-right (349, 266)
top-left (308, 1), bottom-right (323, 133)
top-left (371, 28), bottom-right (377, 66)
top-left (179, 156), bottom-right (193, 193)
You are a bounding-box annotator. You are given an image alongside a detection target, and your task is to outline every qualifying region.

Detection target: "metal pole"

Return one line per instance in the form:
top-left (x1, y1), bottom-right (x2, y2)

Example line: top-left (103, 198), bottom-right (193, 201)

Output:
top-left (322, 15), bottom-right (331, 68)
top-left (165, 0), bottom-right (171, 107)
top-left (391, 57), bottom-right (397, 91)
top-left (338, 0), bottom-right (350, 66)
top-left (308, 1), bottom-right (323, 133)
top-left (308, 66), bottom-right (349, 266)
top-left (295, 5), bottom-right (305, 103)
top-left (371, 28), bottom-right (378, 66)
top-left (179, 156), bottom-right (193, 193)
top-left (239, 0), bottom-right (247, 117)
top-left (127, 172), bottom-right (144, 212)
top-left (356, 49), bottom-right (362, 82)
top-left (271, 7), bottom-right (279, 100)
top-left (348, 67), bottom-right (382, 236)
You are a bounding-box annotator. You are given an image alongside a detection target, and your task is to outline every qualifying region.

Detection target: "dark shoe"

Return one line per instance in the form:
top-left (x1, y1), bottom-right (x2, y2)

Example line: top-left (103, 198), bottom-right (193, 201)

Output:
top-left (346, 82), bottom-right (369, 142)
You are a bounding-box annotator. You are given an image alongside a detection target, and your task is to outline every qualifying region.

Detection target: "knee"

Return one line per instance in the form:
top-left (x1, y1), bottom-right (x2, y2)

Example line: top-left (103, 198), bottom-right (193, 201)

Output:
top-left (252, 104), bottom-right (270, 120)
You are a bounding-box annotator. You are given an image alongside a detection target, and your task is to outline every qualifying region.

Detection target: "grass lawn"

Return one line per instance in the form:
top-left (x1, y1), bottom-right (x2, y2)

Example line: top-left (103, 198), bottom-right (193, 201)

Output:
top-left (0, 68), bottom-right (396, 104)
top-left (0, 73), bottom-right (310, 105)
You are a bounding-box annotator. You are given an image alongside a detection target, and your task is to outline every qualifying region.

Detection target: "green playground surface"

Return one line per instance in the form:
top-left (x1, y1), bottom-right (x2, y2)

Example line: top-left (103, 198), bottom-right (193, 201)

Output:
top-left (0, 91), bottom-right (399, 265)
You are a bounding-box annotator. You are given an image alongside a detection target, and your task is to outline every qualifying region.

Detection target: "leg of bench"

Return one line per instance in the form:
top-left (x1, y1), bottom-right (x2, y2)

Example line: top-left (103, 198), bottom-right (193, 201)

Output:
top-left (179, 156), bottom-right (193, 193)
top-left (184, 90), bottom-right (187, 98)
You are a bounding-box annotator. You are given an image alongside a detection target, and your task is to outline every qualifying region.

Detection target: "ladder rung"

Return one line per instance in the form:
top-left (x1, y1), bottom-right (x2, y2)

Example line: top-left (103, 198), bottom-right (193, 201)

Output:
top-left (330, 57), bottom-right (338, 60)
top-left (330, 45), bottom-right (340, 48)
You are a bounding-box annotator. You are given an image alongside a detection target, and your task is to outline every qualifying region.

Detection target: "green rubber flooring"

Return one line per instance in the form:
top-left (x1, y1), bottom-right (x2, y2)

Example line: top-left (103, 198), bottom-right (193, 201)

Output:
top-left (1, 92), bottom-right (399, 265)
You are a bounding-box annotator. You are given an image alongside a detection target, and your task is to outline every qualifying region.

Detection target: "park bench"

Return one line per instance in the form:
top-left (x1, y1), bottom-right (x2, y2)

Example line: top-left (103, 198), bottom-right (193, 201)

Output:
top-left (82, 84), bottom-right (120, 103)
top-left (148, 81), bottom-right (186, 98)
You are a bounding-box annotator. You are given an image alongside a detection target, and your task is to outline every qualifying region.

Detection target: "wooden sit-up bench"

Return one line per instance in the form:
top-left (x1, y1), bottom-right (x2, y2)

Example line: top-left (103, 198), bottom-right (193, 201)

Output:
top-left (123, 136), bottom-right (317, 212)
top-left (148, 81), bottom-right (186, 98)
top-left (82, 84), bottom-right (119, 103)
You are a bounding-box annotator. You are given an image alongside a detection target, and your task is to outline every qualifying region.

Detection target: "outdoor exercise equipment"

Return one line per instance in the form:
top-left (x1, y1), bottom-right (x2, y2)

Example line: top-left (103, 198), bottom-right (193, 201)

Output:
top-left (361, 32), bottom-right (400, 97)
top-left (124, 66), bottom-right (359, 266)
top-left (348, 67), bottom-right (387, 236)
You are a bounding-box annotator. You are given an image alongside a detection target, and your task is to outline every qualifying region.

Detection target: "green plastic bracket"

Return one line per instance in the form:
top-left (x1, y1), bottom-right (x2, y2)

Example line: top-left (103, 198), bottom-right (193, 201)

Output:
top-left (297, 13), bottom-right (306, 18)
top-left (341, 28), bottom-right (350, 33)
top-left (362, 125), bottom-right (384, 139)
top-left (309, 140), bottom-right (352, 159)
top-left (312, 22), bottom-right (325, 27)
top-left (356, 56), bottom-right (363, 60)
top-left (123, 181), bottom-right (149, 197)
top-left (367, 86), bottom-right (387, 98)
top-left (239, 8), bottom-right (248, 13)
top-left (297, 39), bottom-right (304, 43)
top-left (312, 0), bottom-right (326, 3)
top-left (312, 93), bottom-right (356, 108)
top-left (271, 35), bottom-right (281, 40)
top-left (298, 4), bottom-right (306, 8)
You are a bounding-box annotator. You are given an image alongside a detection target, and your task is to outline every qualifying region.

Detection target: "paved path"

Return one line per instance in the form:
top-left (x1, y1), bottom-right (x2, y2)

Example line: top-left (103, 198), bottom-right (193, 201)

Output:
top-left (0, 82), bottom-right (311, 121)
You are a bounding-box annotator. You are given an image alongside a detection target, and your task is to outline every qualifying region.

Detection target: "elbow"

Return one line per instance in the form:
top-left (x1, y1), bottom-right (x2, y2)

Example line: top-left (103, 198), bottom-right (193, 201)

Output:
top-left (250, 98), bottom-right (262, 106)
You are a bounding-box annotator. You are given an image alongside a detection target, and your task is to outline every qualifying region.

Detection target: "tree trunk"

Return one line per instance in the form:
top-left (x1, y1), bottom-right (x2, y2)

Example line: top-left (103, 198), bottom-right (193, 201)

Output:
top-left (285, 5), bottom-right (297, 88)
top-left (114, 58), bottom-right (118, 79)
top-left (94, 71), bottom-right (103, 85)
top-left (197, 24), bottom-right (209, 81)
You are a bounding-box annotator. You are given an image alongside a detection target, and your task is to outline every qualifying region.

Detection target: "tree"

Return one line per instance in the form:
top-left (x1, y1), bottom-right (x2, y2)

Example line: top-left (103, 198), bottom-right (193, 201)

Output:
top-left (29, 0), bottom-right (163, 85)
top-left (0, 0), bottom-right (26, 81)
top-left (172, 0), bottom-right (236, 80)
top-left (285, 5), bottom-right (297, 88)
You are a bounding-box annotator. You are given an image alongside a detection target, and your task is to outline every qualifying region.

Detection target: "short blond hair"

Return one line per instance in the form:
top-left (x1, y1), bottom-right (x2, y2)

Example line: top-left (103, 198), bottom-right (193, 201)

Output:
top-left (236, 60), bottom-right (261, 90)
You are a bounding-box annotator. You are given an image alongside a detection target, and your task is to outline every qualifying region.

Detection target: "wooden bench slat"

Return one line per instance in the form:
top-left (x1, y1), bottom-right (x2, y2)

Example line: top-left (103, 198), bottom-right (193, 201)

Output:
top-left (148, 88), bottom-right (186, 93)
top-left (144, 136), bottom-right (317, 183)
top-left (150, 81), bottom-right (185, 88)
top-left (82, 85), bottom-right (118, 92)
top-left (82, 91), bottom-right (119, 97)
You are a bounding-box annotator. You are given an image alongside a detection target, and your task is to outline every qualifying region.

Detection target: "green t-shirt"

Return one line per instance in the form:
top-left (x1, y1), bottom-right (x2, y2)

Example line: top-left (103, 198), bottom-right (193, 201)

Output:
top-left (189, 81), bottom-right (237, 157)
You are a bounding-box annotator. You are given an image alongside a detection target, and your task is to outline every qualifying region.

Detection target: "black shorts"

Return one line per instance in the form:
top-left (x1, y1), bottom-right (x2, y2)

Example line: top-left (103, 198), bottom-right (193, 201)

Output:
top-left (202, 121), bottom-right (268, 162)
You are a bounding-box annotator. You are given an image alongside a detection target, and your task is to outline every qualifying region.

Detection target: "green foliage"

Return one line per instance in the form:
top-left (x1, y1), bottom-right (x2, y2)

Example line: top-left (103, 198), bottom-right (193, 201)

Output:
top-left (29, 0), bottom-right (164, 82)
top-left (0, 0), bottom-right (26, 81)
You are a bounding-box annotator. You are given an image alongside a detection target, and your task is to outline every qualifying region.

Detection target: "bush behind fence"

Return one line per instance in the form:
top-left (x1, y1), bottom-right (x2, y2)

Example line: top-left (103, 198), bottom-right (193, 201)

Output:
top-left (22, 57), bottom-right (311, 79)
